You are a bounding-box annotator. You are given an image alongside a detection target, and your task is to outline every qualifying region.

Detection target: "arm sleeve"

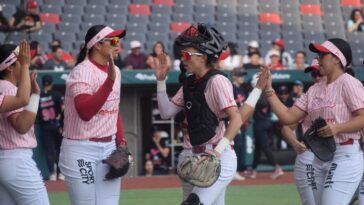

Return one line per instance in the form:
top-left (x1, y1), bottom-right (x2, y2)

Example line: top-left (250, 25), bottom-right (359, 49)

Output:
top-left (157, 88), bottom-right (183, 119)
top-left (73, 78), bottom-right (114, 121)
top-left (115, 113), bottom-right (126, 146)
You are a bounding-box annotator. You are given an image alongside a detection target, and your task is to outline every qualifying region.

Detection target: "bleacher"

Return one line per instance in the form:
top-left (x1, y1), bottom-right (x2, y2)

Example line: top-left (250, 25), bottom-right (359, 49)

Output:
top-left (1, 0), bottom-right (364, 66)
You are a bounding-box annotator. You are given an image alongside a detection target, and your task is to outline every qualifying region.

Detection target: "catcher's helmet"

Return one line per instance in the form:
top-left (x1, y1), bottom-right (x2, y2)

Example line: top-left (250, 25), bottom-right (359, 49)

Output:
top-left (175, 23), bottom-right (227, 59)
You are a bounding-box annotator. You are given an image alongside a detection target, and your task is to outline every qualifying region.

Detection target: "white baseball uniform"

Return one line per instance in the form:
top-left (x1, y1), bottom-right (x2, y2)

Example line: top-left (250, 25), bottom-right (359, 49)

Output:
top-left (171, 74), bottom-right (237, 205)
top-left (295, 73), bottom-right (364, 205)
top-left (0, 80), bottom-right (49, 205)
top-left (59, 58), bottom-right (122, 205)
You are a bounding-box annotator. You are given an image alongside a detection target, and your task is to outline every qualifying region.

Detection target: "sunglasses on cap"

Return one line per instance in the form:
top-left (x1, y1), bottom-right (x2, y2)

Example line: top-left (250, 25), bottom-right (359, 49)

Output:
top-left (181, 50), bottom-right (204, 61)
top-left (100, 37), bottom-right (120, 47)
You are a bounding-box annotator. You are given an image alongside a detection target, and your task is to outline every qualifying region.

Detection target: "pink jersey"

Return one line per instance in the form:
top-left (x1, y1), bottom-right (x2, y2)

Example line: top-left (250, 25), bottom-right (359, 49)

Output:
top-left (295, 73), bottom-right (364, 143)
top-left (63, 58), bottom-right (121, 139)
top-left (172, 74), bottom-right (237, 146)
top-left (0, 80), bottom-right (36, 149)
top-left (0, 94), bottom-right (4, 107)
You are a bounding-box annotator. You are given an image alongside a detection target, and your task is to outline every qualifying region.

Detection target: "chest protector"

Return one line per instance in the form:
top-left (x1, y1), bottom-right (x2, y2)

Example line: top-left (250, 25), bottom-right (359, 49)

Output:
top-left (183, 69), bottom-right (225, 146)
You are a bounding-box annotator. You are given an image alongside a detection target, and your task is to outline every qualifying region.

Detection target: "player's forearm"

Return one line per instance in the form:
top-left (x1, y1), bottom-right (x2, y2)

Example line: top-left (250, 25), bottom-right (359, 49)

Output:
top-left (239, 104), bottom-right (254, 123)
top-left (266, 93), bottom-right (297, 125)
top-left (224, 107), bottom-right (242, 141)
top-left (115, 113), bottom-right (126, 146)
top-left (336, 114), bottom-right (364, 134)
top-left (13, 64), bottom-right (31, 108)
top-left (74, 78), bottom-right (114, 121)
top-left (281, 125), bottom-right (299, 147)
top-left (156, 80), bottom-right (182, 119)
top-left (8, 111), bottom-right (36, 134)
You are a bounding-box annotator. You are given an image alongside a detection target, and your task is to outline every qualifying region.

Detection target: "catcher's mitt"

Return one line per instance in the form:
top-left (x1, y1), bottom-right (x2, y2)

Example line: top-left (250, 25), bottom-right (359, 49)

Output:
top-left (177, 154), bottom-right (221, 188)
top-left (102, 146), bottom-right (131, 180)
top-left (302, 117), bottom-right (336, 162)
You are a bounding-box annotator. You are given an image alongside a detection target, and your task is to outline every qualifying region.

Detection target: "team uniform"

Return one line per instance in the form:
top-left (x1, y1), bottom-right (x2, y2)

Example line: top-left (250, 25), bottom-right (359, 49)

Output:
top-left (59, 58), bottom-right (123, 205)
top-left (0, 80), bottom-right (49, 205)
top-left (293, 118), bottom-right (316, 205)
top-left (295, 73), bottom-right (364, 205)
top-left (169, 73), bottom-right (237, 205)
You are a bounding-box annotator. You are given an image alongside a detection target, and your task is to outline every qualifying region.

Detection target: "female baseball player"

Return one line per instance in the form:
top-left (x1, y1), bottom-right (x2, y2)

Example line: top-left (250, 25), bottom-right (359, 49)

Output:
top-left (280, 59), bottom-right (322, 205)
top-left (154, 23), bottom-right (269, 205)
top-left (0, 42), bottom-right (50, 205)
top-left (59, 25), bottom-right (127, 205)
top-left (266, 38), bottom-right (364, 205)
top-left (0, 41), bottom-right (31, 113)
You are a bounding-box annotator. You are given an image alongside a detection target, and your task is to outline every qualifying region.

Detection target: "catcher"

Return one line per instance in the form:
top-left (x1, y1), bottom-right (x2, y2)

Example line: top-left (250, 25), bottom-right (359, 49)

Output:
top-left (265, 38), bottom-right (364, 205)
top-left (154, 23), bottom-right (269, 205)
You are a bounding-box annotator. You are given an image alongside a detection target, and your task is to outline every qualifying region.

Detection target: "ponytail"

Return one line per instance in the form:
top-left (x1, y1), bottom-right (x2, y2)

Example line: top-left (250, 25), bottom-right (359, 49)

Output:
top-left (76, 45), bottom-right (88, 66)
top-left (179, 63), bottom-right (187, 84)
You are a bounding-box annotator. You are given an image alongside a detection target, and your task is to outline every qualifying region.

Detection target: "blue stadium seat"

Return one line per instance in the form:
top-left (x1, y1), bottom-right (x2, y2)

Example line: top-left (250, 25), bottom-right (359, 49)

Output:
top-left (237, 3), bottom-right (258, 14)
top-left (63, 5), bottom-right (84, 15)
top-left (40, 5), bottom-right (62, 13)
top-left (216, 4), bottom-right (237, 14)
top-left (106, 14), bottom-right (127, 25)
top-left (173, 3), bottom-right (193, 14)
top-left (259, 0), bottom-right (279, 13)
top-left (42, 23), bottom-right (56, 33)
top-left (151, 4), bottom-right (172, 15)
top-left (0, 33), bottom-right (6, 44)
top-left (238, 22), bottom-right (259, 33)
top-left (128, 15), bottom-right (149, 24)
top-left (44, 0), bottom-right (65, 6)
top-left (260, 23), bottom-right (280, 34)
top-left (66, 0), bottom-right (87, 6)
top-left (126, 23), bottom-right (148, 33)
top-left (61, 14), bottom-right (82, 24)
top-left (300, 0), bottom-right (320, 4)
top-left (109, 0), bottom-right (130, 5)
top-left (195, 4), bottom-right (215, 14)
top-left (196, 0), bottom-right (216, 4)
top-left (2, 4), bottom-right (16, 18)
top-left (5, 32), bottom-right (26, 44)
top-left (85, 5), bottom-right (106, 15)
top-left (302, 15), bottom-right (324, 32)
top-left (124, 32), bottom-right (146, 42)
top-left (148, 22), bottom-right (169, 32)
top-left (131, 0), bottom-right (152, 4)
top-left (107, 5), bottom-right (128, 14)
top-left (146, 32), bottom-right (169, 43)
top-left (216, 13), bottom-right (237, 23)
top-left (88, 0), bottom-right (108, 6)
top-left (175, 0), bottom-right (194, 7)
top-left (150, 13), bottom-right (171, 23)
top-left (58, 22), bottom-right (80, 33)
top-left (83, 14), bottom-right (105, 25)
top-left (53, 32), bottom-right (77, 43)
top-left (194, 13), bottom-right (215, 24)
top-left (172, 13), bottom-right (193, 22)
top-left (1, 0), bottom-right (20, 5)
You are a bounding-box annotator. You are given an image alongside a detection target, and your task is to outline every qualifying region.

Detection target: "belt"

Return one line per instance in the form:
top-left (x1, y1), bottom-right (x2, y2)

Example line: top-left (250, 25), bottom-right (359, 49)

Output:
top-left (339, 139), bottom-right (354, 146)
top-left (192, 144), bottom-right (234, 154)
top-left (89, 136), bottom-right (113, 143)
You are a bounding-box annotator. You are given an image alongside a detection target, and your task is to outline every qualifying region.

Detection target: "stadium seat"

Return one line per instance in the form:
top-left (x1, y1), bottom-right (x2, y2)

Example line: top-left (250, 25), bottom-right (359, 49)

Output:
top-left (175, 0), bottom-right (193, 7)
top-left (61, 14), bottom-right (82, 24)
top-left (88, 0), bottom-right (108, 6)
top-left (0, 33), bottom-right (6, 43)
top-left (195, 4), bottom-right (215, 14)
top-left (216, 13), bottom-right (238, 23)
top-left (302, 15), bottom-right (324, 32)
top-left (58, 22), bottom-right (80, 33)
top-left (153, 0), bottom-right (174, 6)
top-left (216, 4), bottom-right (237, 14)
top-left (129, 4), bottom-right (151, 15)
top-left (40, 13), bottom-right (61, 24)
top-left (259, 13), bottom-right (282, 24)
top-left (173, 3), bottom-right (194, 14)
top-left (63, 5), bottom-right (84, 15)
top-left (259, 0), bottom-right (279, 13)
top-left (131, 0), bottom-right (152, 4)
top-left (83, 14), bottom-right (105, 25)
top-left (172, 13), bottom-right (193, 22)
top-left (285, 41), bottom-right (304, 56)
top-left (85, 5), bottom-right (107, 15)
top-left (1, 0), bottom-right (20, 5)
top-left (301, 0), bottom-right (320, 4)
top-left (300, 4), bottom-right (323, 16)
top-left (238, 22), bottom-right (259, 33)
top-left (53, 32), bottom-right (77, 43)
top-left (196, 0), bottom-right (216, 4)
top-left (126, 23), bottom-right (148, 33)
top-left (170, 22), bottom-right (191, 33)
top-left (66, 0), bottom-right (87, 6)
top-left (194, 13), bottom-right (215, 24)
top-left (40, 5), bottom-right (62, 13)
top-left (237, 3), bottom-right (258, 14)
top-left (148, 22), bottom-right (169, 32)
top-left (1, 4), bottom-right (16, 18)
top-left (150, 13), bottom-right (171, 23)
top-left (107, 5), bottom-right (128, 14)
top-left (106, 14), bottom-right (127, 25)
top-left (151, 4), bottom-right (172, 14)
top-left (124, 32), bottom-right (146, 42)
top-left (128, 15), bottom-right (149, 24)
top-left (260, 23), bottom-right (280, 34)
top-left (216, 22), bottom-right (237, 33)
top-left (109, 0), bottom-right (131, 6)
top-left (41, 23), bottom-right (56, 33)
top-left (221, 33), bottom-right (237, 43)
top-left (347, 32), bottom-right (364, 44)
top-left (341, 0), bottom-right (362, 7)
top-left (146, 32), bottom-right (169, 42)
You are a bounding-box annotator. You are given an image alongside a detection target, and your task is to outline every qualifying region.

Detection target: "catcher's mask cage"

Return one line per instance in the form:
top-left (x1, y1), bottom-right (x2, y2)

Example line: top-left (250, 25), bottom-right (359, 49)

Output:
top-left (176, 23), bottom-right (227, 59)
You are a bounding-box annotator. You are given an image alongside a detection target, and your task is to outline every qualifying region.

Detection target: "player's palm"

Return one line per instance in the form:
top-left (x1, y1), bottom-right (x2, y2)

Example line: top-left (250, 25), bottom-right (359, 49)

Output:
top-left (154, 53), bottom-right (169, 81)
top-left (256, 67), bottom-right (269, 90)
top-left (18, 40), bottom-right (30, 67)
top-left (30, 70), bottom-right (40, 94)
top-left (107, 53), bottom-right (116, 81)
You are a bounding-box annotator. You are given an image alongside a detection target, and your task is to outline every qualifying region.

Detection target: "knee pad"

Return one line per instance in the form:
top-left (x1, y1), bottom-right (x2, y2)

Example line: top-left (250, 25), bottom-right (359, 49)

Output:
top-left (181, 193), bottom-right (203, 205)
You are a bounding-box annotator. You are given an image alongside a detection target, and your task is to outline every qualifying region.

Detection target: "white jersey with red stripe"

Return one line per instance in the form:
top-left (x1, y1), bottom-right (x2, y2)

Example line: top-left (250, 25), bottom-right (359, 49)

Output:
top-left (295, 73), bottom-right (364, 144)
top-left (63, 58), bottom-right (121, 139)
top-left (0, 80), bottom-right (36, 149)
top-left (171, 74), bottom-right (236, 146)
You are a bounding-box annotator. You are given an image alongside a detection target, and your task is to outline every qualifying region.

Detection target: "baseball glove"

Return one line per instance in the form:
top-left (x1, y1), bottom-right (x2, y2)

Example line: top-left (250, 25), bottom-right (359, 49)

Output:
top-left (302, 117), bottom-right (336, 162)
top-left (177, 154), bottom-right (221, 188)
top-left (102, 146), bottom-right (131, 180)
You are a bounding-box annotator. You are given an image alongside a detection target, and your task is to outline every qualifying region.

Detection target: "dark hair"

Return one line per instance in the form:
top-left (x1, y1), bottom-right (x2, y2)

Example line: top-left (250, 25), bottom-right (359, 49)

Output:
top-left (0, 44), bottom-right (17, 79)
top-left (179, 63), bottom-right (187, 84)
top-left (51, 39), bottom-right (62, 47)
top-left (345, 67), bottom-right (355, 77)
top-left (51, 45), bottom-right (61, 53)
top-left (248, 50), bottom-right (260, 57)
top-left (295, 50), bottom-right (306, 58)
top-left (76, 24), bottom-right (106, 65)
top-left (30, 41), bottom-right (39, 50)
top-left (227, 42), bottom-right (238, 56)
top-left (151, 41), bottom-right (166, 57)
top-left (350, 8), bottom-right (364, 22)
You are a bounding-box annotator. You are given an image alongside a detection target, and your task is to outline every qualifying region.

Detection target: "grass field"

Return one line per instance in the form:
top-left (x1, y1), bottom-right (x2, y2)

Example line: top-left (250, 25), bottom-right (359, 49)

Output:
top-left (49, 184), bottom-right (301, 205)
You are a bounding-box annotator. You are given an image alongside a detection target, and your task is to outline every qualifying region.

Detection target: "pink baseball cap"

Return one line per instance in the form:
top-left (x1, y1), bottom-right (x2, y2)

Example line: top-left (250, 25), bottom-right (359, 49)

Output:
top-left (273, 38), bottom-right (285, 47)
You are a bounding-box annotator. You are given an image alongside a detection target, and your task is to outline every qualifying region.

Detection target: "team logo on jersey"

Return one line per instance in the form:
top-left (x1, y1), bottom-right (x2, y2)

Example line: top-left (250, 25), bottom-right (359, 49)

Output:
top-left (77, 159), bottom-right (94, 184)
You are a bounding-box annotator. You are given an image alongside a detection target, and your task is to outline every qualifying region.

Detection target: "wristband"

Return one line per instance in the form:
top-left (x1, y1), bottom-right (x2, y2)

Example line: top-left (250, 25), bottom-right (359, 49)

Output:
top-left (244, 88), bottom-right (262, 108)
top-left (157, 80), bottom-right (166, 92)
top-left (25, 94), bottom-right (39, 114)
top-left (214, 137), bottom-right (230, 155)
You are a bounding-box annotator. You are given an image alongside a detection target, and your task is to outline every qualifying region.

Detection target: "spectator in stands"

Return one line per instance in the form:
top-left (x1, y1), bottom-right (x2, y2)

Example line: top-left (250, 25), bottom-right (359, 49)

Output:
top-left (266, 49), bottom-right (286, 70)
top-left (277, 85), bottom-right (294, 107)
top-left (123, 40), bottom-right (148, 69)
top-left (146, 41), bottom-right (172, 70)
top-left (143, 159), bottom-right (154, 177)
top-left (48, 39), bottom-right (75, 67)
top-left (38, 75), bottom-right (64, 181)
top-left (292, 80), bottom-right (304, 101)
top-left (0, 6), bottom-right (11, 32)
top-left (243, 51), bottom-right (262, 69)
top-left (231, 68), bottom-right (248, 181)
top-left (8, 0), bottom-right (42, 33)
top-left (42, 46), bottom-right (68, 71)
top-left (145, 130), bottom-right (170, 175)
top-left (218, 42), bottom-right (243, 70)
top-left (30, 41), bottom-right (48, 70)
top-left (243, 40), bottom-right (264, 64)
top-left (265, 39), bottom-right (292, 67)
top-left (291, 51), bottom-right (308, 70)
top-left (347, 8), bottom-right (364, 33)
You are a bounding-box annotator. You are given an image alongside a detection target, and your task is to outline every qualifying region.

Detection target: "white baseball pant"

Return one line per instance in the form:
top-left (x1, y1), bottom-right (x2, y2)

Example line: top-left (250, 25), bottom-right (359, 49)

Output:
top-left (0, 149), bottom-right (50, 205)
top-left (294, 150), bottom-right (316, 205)
top-left (357, 154), bottom-right (364, 205)
top-left (191, 148), bottom-right (236, 205)
top-left (59, 136), bottom-right (121, 205)
top-left (313, 142), bottom-right (363, 205)
top-left (178, 148), bottom-right (194, 201)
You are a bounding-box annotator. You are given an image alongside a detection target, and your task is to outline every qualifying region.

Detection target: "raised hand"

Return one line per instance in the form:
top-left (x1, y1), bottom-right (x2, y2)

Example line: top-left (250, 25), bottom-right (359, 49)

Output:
top-left (154, 53), bottom-right (169, 81)
top-left (30, 70), bottom-right (40, 95)
top-left (255, 66), bottom-right (270, 90)
top-left (107, 53), bottom-right (116, 81)
top-left (18, 40), bottom-right (30, 68)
